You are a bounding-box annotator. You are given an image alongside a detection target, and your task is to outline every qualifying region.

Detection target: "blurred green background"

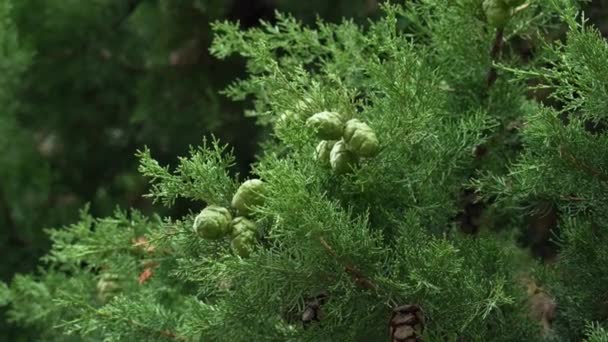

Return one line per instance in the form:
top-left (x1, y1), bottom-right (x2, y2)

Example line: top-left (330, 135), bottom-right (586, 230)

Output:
top-left (1, 0), bottom-right (607, 340)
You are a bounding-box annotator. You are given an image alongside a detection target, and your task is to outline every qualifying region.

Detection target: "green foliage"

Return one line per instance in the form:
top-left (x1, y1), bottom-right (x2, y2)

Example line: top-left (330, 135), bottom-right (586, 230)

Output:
top-left (549, 218), bottom-right (608, 338)
top-left (3, 207), bottom-right (193, 341)
top-left (0, 0), bottom-right (381, 339)
top-left (137, 138), bottom-right (238, 208)
top-left (474, 2), bottom-right (608, 340)
top-left (585, 322), bottom-right (608, 342)
top-left (4, 0), bottom-right (608, 341)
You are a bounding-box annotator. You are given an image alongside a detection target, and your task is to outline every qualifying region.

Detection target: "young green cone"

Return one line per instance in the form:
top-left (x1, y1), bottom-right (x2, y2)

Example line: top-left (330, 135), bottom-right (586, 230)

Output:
top-left (482, 0), bottom-right (512, 28)
top-left (343, 119), bottom-right (379, 157)
top-left (230, 217), bottom-right (257, 257)
top-left (330, 140), bottom-right (358, 175)
top-left (306, 111), bottom-right (344, 140)
top-left (315, 140), bottom-right (336, 166)
top-left (231, 230), bottom-right (256, 258)
top-left (231, 179), bottom-right (266, 217)
top-left (193, 205), bottom-right (233, 240)
top-left (231, 217), bottom-right (257, 239)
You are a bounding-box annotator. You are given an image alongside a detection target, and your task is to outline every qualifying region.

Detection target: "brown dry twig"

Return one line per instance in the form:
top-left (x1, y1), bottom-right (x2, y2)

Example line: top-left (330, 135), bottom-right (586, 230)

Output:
top-left (486, 3), bottom-right (530, 88)
top-left (559, 145), bottom-right (608, 183)
top-left (486, 28), bottom-right (505, 88)
top-left (318, 236), bottom-right (378, 292)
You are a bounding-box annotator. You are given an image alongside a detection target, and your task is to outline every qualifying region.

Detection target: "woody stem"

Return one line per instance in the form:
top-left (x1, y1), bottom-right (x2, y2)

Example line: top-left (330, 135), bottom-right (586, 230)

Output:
top-left (318, 236), bottom-right (378, 292)
top-left (486, 27), bottom-right (505, 88)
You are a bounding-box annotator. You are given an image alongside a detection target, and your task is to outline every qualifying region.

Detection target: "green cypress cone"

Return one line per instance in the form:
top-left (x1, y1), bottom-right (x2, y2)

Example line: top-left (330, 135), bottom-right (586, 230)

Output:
top-left (231, 179), bottom-right (266, 217)
top-left (306, 111), bottom-right (344, 140)
top-left (483, 0), bottom-right (512, 28)
top-left (343, 119), bottom-right (379, 157)
top-left (193, 205), bottom-right (233, 240)
top-left (330, 140), bottom-right (358, 175)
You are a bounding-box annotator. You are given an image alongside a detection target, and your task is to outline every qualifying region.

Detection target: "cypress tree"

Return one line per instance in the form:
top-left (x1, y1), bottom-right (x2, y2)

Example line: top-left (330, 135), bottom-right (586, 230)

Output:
top-left (3, 0), bottom-right (608, 340)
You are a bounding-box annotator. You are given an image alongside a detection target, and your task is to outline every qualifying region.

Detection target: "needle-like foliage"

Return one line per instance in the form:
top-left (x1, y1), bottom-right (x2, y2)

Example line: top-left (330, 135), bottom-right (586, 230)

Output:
top-left (3, 0), bottom-right (608, 341)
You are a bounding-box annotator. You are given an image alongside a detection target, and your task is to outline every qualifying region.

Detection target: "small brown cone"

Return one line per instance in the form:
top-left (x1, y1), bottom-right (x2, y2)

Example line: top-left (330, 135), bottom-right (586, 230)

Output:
top-left (519, 275), bottom-right (557, 336)
top-left (301, 292), bottom-right (329, 328)
top-left (389, 305), bottom-right (424, 342)
top-left (526, 281), bottom-right (557, 335)
top-left (138, 267), bottom-right (154, 285)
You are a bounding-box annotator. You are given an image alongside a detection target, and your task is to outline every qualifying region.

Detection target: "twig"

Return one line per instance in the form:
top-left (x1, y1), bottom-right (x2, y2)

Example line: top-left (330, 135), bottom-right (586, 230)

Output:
top-left (559, 145), bottom-right (608, 183)
top-left (486, 28), bottom-right (505, 88)
top-left (318, 236), bottom-right (378, 292)
top-left (486, 2), bottom-right (532, 88)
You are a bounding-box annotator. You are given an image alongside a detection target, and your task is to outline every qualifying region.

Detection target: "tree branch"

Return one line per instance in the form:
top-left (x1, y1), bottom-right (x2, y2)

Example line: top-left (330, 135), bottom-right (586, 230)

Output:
top-left (559, 145), bottom-right (608, 183)
top-left (318, 236), bottom-right (378, 292)
top-left (486, 28), bottom-right (505, 88)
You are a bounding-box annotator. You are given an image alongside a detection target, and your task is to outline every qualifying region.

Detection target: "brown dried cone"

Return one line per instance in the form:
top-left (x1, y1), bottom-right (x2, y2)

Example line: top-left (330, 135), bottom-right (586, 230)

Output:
top-left (525, 279), bottom-right (557, 336)
top-left (301, 292), bottom-right (329, 328)
top-left (389, 305), bottom-right (424, 342)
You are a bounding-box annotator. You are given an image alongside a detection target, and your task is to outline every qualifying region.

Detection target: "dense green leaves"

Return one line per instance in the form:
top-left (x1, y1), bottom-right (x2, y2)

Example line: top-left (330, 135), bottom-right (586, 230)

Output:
top-left (585, 322), bottom-right (608, 342)
top-left (137, 138), bottom-right (238, 208)
top-left (4, 0), bottom-right (608, 340)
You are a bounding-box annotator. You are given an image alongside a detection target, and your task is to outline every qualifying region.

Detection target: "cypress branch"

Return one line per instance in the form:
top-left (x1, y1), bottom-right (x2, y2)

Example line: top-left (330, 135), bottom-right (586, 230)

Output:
top-left (318, 236), bottom-right (379, 292)
top-left (4, 1), bottom-right (608, 340)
